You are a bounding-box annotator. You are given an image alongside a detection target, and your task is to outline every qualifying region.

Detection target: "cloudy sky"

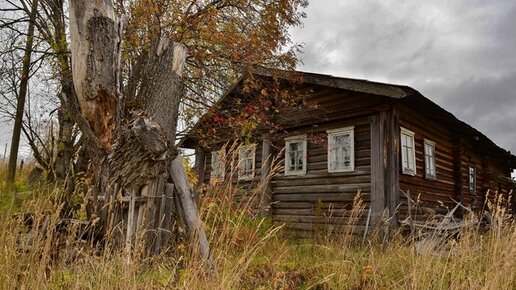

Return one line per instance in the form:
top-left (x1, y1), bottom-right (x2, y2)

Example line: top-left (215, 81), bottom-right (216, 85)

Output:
top-left (1, 0), bottom-right (515, 173)
top-left (291, 0), bottom-right (516, 159)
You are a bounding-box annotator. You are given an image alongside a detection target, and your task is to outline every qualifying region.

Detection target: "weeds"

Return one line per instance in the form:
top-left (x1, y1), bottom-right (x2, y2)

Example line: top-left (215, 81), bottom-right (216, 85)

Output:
top-left (0, 159), bottom-right (515, 289)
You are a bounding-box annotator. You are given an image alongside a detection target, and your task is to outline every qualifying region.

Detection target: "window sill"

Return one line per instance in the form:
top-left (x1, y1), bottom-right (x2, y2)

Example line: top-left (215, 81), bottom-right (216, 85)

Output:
top-left (328, 169), bottom-right (354, 173)
top-left (284, 171), bottom-right (306, 176)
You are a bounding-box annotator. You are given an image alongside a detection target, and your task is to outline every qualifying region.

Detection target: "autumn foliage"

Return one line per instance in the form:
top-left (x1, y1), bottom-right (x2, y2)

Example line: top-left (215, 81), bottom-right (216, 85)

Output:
top-left (120, 0), bottom-right (309, 133)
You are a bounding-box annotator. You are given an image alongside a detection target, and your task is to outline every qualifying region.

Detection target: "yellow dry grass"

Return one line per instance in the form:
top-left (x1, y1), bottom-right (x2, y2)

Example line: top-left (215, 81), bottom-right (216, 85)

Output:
top-left (0, 161), bottom-right (515, 289)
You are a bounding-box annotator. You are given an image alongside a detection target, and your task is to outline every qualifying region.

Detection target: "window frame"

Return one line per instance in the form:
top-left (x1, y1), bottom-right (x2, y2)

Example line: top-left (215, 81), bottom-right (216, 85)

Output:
top-left (284, 135), bottom-right (308, 176)
top-left (238, 144), bottom-right (256, 181)
top-left (424, 139), bottom-right (437, 180)
top-left (210, 150), bottom-right (225, 181)
top-left (327, 126), bottom-right (355, 173)
top-left (469, 165), bottom-right (476, 195)
top-left (400, 127), bottom-right (416, 176)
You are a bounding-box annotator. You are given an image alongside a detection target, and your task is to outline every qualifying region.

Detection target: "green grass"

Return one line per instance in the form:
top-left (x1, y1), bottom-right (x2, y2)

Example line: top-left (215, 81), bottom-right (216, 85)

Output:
top-left (0, 162), bottom-right (34, 214)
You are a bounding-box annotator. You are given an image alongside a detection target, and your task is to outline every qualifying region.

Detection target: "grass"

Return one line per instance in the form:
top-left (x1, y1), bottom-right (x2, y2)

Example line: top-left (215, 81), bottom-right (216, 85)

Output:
top-left (0, 160), bottom-right (515, 289)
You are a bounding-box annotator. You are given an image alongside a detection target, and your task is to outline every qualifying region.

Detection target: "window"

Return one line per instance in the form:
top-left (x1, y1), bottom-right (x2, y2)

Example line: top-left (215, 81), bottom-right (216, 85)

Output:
top-left (327, 127), bottom-right (354, 173)
top-left (238, 144), bottom-right (256, 180)
top-left (469, 166), bottom-right (476, 195)
top-left (285, 135), bottom-right (307, 175)
top-left (210, 150), bottom-right (225, 180)
top-left (400, 127), bottom-right (416, 175)
top-left (424, 139), bottom-right (436, 179)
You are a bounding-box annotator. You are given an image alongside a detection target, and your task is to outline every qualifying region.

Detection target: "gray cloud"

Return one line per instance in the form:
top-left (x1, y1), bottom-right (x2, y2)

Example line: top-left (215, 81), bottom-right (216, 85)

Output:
top-left (291, 0), bottom-right (516, 160)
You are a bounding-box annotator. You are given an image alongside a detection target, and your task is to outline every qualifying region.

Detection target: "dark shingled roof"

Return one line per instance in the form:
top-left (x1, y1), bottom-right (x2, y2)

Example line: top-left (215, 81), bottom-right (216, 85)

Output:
top-left (181, 67), bottom-right (516, 169)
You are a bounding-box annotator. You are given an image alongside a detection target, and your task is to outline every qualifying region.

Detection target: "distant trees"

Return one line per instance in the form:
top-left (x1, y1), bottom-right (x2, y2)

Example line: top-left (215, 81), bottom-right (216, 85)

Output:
top-left (1, 0), bottom-right (308, 254)
top-left (5, 0), bottom-right (38, 186)
top-left (1, 0), bottom-right (308, 183)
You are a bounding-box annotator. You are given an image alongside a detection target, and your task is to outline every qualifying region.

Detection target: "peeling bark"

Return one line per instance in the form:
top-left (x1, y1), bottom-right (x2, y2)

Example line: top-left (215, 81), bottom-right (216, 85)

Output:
top-left (69, 0), bottom-right (211, 259)
top-left (69, 0), bottom-right (118, 150)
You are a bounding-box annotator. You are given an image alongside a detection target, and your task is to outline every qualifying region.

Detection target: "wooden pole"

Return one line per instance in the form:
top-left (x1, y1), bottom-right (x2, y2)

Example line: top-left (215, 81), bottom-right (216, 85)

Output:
top-left (259, 138), bottom-right (273, 216)
top-left (170, 155), bottom-right (212, 264)
top-left (125, 188), bottom-right (136, 265)
top-left (385, 105), bottom-right (400, 228)
top-left (370, 114), bottom-right (386, 225)
top-left (194, 150), bottom-right (206, 202)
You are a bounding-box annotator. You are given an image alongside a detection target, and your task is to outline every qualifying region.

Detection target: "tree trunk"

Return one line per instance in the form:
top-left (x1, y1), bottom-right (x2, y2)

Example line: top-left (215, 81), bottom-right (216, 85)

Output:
top-left (69, 0), bottom-right (118, 152)
top-left (69, 0), bottom-right (211, 260)
top-left (5, 0), bottom-right (39, 186)
top-left (170, 156), bottom-right (212, 262)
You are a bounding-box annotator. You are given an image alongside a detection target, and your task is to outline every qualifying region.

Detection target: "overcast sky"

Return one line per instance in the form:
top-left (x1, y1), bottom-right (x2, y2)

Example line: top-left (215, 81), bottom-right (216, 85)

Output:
top-left (291, 0), bottom-right (516, 160)
top-left (1, 0), bottom-right (515, 174)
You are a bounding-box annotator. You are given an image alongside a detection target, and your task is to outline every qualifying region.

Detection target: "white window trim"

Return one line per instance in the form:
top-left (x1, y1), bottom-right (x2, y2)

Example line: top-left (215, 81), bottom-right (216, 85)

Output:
top-left (400, 127), bottom-right (416, 176)
top-left (469, 165), bottom-right (476, 195)
top-left (424, 139), bottom-right (436, 180)
top-left (284, 135), bottom-right (307, 176)
top-left (238, 144), bottom-right (256, 181)
top-left (210, 150), bottom-right (225, 181)
top-left (327, 126), bottom-right (355, 173)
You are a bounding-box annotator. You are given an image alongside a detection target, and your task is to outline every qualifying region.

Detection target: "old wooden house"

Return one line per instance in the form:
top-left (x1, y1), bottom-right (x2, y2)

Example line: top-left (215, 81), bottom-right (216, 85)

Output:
top-left (182, 68), bottom-right (516, 233)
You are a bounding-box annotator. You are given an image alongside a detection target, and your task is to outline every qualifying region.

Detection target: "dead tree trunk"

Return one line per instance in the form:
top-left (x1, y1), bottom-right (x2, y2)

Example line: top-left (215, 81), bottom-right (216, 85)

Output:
top-left (69, 0), bottom-right (211, 260)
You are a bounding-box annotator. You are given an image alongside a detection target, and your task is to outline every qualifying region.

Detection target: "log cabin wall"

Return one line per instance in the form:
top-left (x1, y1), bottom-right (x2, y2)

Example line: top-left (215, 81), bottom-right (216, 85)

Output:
top-left (196, 85), bottom-right (395, 234)
top-left (201, 141), bottom-right (265, 215)
top-left (398, 104), bottom-right (461, 221)
top-left (398, 104), bottom-right (515, 220)
top-left (187, 70), bottom-right (516, 234)
top-left (270, 116), bottom-right (372, 235)
top-left (458, 139), bottom-right (514, 213)
top-left (459, 143), bottom-right (485, 212)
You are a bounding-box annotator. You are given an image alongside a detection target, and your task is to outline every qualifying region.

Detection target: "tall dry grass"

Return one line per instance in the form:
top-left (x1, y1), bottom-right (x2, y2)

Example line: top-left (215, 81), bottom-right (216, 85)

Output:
top-left (0, 158), bottom-right (515, 289)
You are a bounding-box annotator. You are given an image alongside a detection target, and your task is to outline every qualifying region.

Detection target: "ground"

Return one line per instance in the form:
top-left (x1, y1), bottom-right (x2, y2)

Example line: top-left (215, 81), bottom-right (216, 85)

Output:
top-left (0, 164), bottom-right (515, 289)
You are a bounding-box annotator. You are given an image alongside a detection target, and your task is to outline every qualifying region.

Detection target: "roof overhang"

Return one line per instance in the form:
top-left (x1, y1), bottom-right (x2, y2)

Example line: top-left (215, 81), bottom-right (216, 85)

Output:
top-left (181, 67), bottom-right (516, 169)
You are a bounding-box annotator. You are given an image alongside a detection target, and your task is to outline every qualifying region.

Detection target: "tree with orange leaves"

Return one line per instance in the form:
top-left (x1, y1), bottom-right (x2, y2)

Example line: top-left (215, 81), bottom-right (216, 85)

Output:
top-left (65, 0), bottom-right (308, 260)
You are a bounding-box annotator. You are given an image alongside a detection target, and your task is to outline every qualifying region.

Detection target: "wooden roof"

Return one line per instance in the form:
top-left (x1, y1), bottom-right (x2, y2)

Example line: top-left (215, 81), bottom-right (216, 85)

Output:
top-left (181, 67), bottom-right (516, 169)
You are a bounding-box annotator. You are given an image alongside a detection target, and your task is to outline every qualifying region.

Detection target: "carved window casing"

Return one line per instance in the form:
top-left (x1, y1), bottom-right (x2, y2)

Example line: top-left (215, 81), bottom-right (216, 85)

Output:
top-left (285, 135), bottom-right (307, 176)
top-left (238, 144), bottom-right (256, 180)
top-left (424, 139), bottom-right (436, 179)
top-left (401, 127), bottom-right (416, 175)
top-left (210, 150), bottom-right (225, 181)
top-left (327, 127), bottom-right (355, 173)
top-left (469, 166), bottom-right (476, 195)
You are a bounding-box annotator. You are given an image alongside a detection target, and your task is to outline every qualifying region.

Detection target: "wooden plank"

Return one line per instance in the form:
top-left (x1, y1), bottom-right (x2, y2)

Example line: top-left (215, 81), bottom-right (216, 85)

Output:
top-left (385, 105), bottom-right (400, 227)
top-left (194, 150), bottom-right (206, 201)
top-left (279, 222), bottom-right (368, 233)
top-left (370, 114), bottom-right (385, 224)
top-left (259, 138), bottom-right (272, 216)
top-left (161, 183), bottom-right (175, 249)
top-left (125, 186), bottom-right (136, 260)
top-left (170, 155), bottom-right (212, 264)
top-left (154, 175), bottom-right (170, 255)
top-left (272, 175), bottom-right (370, 187)
top-left (273, 201), bottom-right (364, 210)
top-left (273, 215), bottom-right (369, 225)
top-left (273, 183), bottom-right (371, 194)
top-left (282, 166), bottom-right (371, 177)
top-left (273, 192), bottom-right (369, 202)
top-left (274, 207), bottom-right (370, 217)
